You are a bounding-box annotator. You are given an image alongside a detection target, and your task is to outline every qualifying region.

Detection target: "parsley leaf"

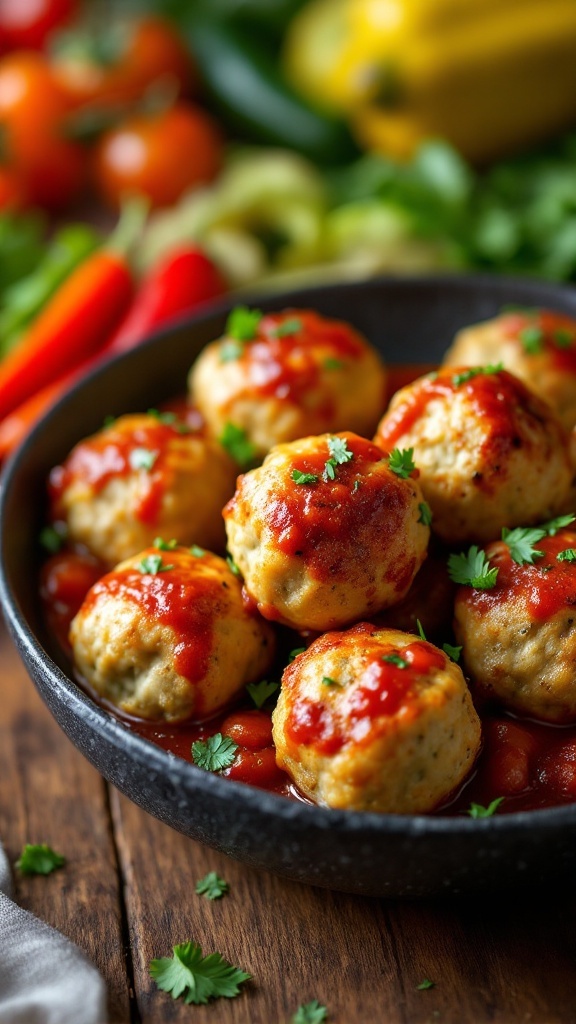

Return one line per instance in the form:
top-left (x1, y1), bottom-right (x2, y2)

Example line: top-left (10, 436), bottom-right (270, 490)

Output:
top-left (150, 942), bottom-right (250, 1005)
top-left (518, 325), bottom-right (543, 354)
top-left (226, 554), bottom-right (241, 576)
top-left (417, 979), bottom-right (435, 991)
top-left (327, 436), bottom-right (354, 465)
top-left (467, 797), bottom-right (504, 818)
top-left (15, 843), bottom-right (65, 875)
top-left (246, 680), bottom-right (278, 708)
top-left (323, 459), bottom-right (337, 481)
top-left (442, 643), bottom-right (462, 663)
top-left (324, 357), bottom-right (343, 370)
top-left (195, 872), bottom-right (229, 900)
top-left (190, 544), bottom-right (206, 557)
top-left (219, 422), bottom-right (257, 468)
top-left (540, 513), bottom-right (576, 536)
top-left (447, 546), bottom-right (499, 589)
top-left (501, 525), bottom-right (546, 565)
top-left (553, 328), bottom-right (573, 349)
top-left (138, 554), bottom-right (174, 575)
top-left (273, 316), bottom-right (302, 337)
top-left (292, 1000), bottom-right (328, 1024)
top-left (154, 537), bottom-right (178, 551)
top-left (226, 306), bottom-right (262, 341)
top-left (557, 548), bottom-right (576, 562)
top-left (39, 523), bottom-right (67, 553)
top-left (289, 646), bottom-right (306, 661)
top-left (192, 734), bottom-right (238, 772)
top-left (418, 501), bottom-right (432, 526)
top-left (382, 653), bottom-right (408, 668)
top-left (451, 363), bottom-right (504, 386)
top-left (129, 447), bottom-right (157, 472)
top-left (388, 447), bottom-right (416, 478)
top-left (292, 469), bottom-right (319, 485)
top-left (219, 339), bottom-right (245, 363)
top-left (321, 676), bottom-right (338, 686)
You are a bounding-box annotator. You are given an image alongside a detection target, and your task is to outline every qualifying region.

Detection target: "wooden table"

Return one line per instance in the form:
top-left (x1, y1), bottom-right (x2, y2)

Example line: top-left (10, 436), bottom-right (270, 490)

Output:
top-left (1, 619), bottom-right (575, 1024)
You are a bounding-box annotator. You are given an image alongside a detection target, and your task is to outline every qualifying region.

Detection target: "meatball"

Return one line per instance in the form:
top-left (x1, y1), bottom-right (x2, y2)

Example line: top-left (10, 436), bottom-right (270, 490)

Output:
top-left (49, 412), bottom-right (237, 567)
top-left (70, 546), bottom-right (276, 723)
top-left (272, 623), bottom-right (481, 813)
top-left (188, 307), bottom-right (387, 459)
top-left (443, 308), bottom-right (576, 431)
top-left (372, 541), bottom-right (456, 643)
top-left (224, 431), bottom-right (430, 632)
top-left (454, 526), bottom-right (576, 723)
top-left (374, 365), bottom-right (573, 544)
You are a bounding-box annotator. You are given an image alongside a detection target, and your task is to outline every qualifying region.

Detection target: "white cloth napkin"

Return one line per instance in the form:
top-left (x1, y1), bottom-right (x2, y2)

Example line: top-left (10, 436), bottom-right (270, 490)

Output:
top-left (0, 842), bottom-right (107, 1024)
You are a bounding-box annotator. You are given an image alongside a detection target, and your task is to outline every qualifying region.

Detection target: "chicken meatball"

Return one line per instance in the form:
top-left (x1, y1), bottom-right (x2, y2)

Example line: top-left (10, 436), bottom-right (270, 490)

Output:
top-left (375, 365), bottom-right (573, 544)
top-left (272, 623), bottom-right (481, 813)
top-left (443, 308), bottom-right (576, 431)
top-left (188, 307), bottom-right (387, 459)
top-left (49, 412), bottom-right (237, 567)
top-left (224, 431), bottom-right (430, 632)
top-left (454, 525), bottom-right (576, 723)
top-left (70, 546), bottom-right (275, 723)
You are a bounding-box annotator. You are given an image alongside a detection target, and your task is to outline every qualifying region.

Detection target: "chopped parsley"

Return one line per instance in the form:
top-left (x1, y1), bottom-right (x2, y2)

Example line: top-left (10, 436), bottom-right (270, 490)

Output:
top-left (415, 620), bottom-right (460, 662)
top-left (323, 436), bottom-right (353, 481)
top-left (102, 414), bottom-right (116, 428)
top-left (541, 513), bottom-right (575, 536)
top-left (467, 797), bottom-right (504, 818)
top-left (225, 305), bottom-right (262, 341)
top-left (557, 548), bottom-right (576, 562)
top-left (289, 647), bottom-right (306, 661)
top-left (451, 363), bottom-right (503, 387)
top-left (352, 479), bottom-right (362, 493)
top-left (321, 676), bottom-right (338, 686)
top-left (292, 469), bottom-right (319, 485)
top-left (15, 843), bottom-right (65, 876)
top-left (324, 357), bottom-right (344, 370)
top-left (150, 942), bottom-right (250, 1005)
top-left (226, 554), bottom-right (241, 576)
top-left (190, 544), bottom-right (206, 557)
top-left (137, 554), bottom-right (174, 575)
top-left (219, 422), bottom-right (257, 468)
top-left (388, 447), bottom-right (415, 479)
top-left (192, 733), bottom-right (238, 772)
top-left (39, 523), bottom-right (67, 553)
top-left (195, 872), bottom-right (229, 901)
top-left (416, 979), bottom-right (436, 991)
top-left (154, 537), bottom-right (178, 551)
top-left (553, 328), bottom-right (573, 348)
top-left (129, 447), bottom-right (157, 472)
top-left (501, 526), bottom-right (546, 565)
top-left (382, 653), bottom-right (409, 669)
top-left (219, 339), bottom-right (245, 363)
top-left (447, 546), bottom-right (499, 589)
top-left (418, 501), bottom-right (432, 526)
top-left (518, 325), bottom-right (543, 354)
top-left (292, 1001), bottom-right (328, 1024)
top-left (246, 679), bottom-right (278, 708)
top-left (273, 316), bottom-right (302, 337)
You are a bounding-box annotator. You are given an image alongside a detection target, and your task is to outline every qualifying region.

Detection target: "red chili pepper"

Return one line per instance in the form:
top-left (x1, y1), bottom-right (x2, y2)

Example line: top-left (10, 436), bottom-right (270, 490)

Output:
top-left (104, 246), bottom-right (227, 356)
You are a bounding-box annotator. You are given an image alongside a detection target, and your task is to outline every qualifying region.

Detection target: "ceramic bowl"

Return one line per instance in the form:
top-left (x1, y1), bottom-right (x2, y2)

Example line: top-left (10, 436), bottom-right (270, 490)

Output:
top-left (2, 274), bottom-right (576, 897)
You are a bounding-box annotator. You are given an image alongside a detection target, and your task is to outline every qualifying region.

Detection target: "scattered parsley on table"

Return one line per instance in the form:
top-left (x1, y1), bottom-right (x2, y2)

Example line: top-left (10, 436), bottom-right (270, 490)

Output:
top-left (292, 1000), bottom-right (328, 1023)
top-left (150, 942), bottom-right (250, 1005)
top-left (15, 843), bottom-right (65, 875)
top-left (195, 872), bottom-right (229, 900)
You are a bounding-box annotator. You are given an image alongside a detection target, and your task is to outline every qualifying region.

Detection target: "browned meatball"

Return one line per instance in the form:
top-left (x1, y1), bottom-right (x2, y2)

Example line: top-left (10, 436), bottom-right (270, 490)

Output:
top-left (454, 525), bottom-right (576, 723)
top-left (49, 412), bottom-right (237, 566)
top-left (375, 365), bottom-right (573, 544)
top-left (189, 307), bottom-right (387, 459)
top-left (224, 432), bottom-right (430, 632)
top-left (272, 623), bottom-right (481, 813)
top-left (444, 308), bottom-right (576, 430)
top-left (70, 546), bottom-right (275, 723)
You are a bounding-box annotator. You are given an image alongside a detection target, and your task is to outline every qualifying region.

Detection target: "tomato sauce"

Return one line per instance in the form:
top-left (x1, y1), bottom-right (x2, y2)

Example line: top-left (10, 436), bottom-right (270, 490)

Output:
top-left (501, 308), bottom-right (576, 373)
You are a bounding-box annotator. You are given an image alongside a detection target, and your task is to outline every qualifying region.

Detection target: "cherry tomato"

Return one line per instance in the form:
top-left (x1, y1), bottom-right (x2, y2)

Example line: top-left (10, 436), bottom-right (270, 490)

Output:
top-left (0, 51), bottom-right (86, 209)
top-left (0, 0), bottom-right (77, 51)
top-left (92, 101), bottom-right (223, 209)
top-left (51, 15), bottom-right (195, 109)
top-left (221, 710), bottom-right (274, 750)
top-left (40, 550), bottom-right (105, 646)
top-left (224, 747), bottom-right (285, 789)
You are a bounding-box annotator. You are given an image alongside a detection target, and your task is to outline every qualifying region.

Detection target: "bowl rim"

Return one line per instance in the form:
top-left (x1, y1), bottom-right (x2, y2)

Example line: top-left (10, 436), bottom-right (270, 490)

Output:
top-left (2, 270), bottom-right (576, 840)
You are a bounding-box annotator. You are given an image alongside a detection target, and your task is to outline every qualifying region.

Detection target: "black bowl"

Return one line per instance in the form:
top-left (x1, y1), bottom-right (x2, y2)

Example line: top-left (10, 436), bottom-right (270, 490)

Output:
top-left (2, 273), bottom-right (576, 898)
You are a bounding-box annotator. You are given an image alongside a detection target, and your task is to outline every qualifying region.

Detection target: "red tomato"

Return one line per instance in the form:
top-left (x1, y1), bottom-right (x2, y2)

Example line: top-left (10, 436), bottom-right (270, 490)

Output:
top-left (0, 51), bottom-right (86, 209)
top-left (224, 748), bottom-right (285, 789)
top-left (92, 101), bottom-right (223, 209)
top-left (51, 15), bottom-right (195, 109)
top-left (221, 710), bottom-right (274, 750)
top-left (0, 0), bottom-right (77, 51)
top-left (40, 550), bottom-right (105, 646)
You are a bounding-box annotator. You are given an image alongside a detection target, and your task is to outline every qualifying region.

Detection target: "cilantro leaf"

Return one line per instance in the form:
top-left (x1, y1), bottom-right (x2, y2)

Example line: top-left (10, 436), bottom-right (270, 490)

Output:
top-left (219, 422), bottom-right (257, 468)
top-left (246, 679), bottom-right (278, 708)
top-left (154, 537), bottom-right (178, 551)
top-left (518, 325), bottom-right (543, 354)
top-left (321, 676), bottom-right (338, 686)
top-left (39, 523), bottom-right (67, 553)
top-left (447, 546), bottom-right (499, 589)
top-left (226, 306), bottom-right (262, 341)
top-left (150, 942), bottom-right (250, 1005)
top-left (540, 513), bottom-right (576, 536)
top-left (323, 459), bottom-right (337, 481)
top-left (327, 436), bottom-right (354, 465)
top-left (382, 653), bottom-right (408, 668)
top-left (15, 843), bottom-right (65, 875)
top-left (442, 643), bottom-right (462, 663)
top-left (467, 797), bottom-right (504, 818)
top-left (292, 470), bottom-right (319, 485)
top-left (138, 554), bottom-right (173, 575)
top-left (417, 979), bottom-right (435, 991)
top-left (226, 554), bottom-right (241, 576)
top-left (190, 544), bottom-right (206, 557)
top-left (418, 501), bottom-right (432, 526)
top-left (292, 1000), bottom-right (328, 1023)
top-left (501, 525), bottom-right (546, 565)
top-left (451, 363), bottom-right (504, 386)
top-left (388, 447), bottom-right (415, 478)
top-left (289, 646), bottom-right (306, 661)
top-left (195, 872), bottom-right (229, 900)
top-left (557, 548), bottom-right (576, 562)
top-left (129, 447), bottom-right (157, 471)
top-left (192, 734), bottom-right (238, 772)
top-left (273, 316), bottom-right (302, 337)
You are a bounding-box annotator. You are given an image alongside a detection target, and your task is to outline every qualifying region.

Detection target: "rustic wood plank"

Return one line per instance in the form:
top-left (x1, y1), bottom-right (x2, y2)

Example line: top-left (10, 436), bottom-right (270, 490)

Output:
top-left (0, 622), bottom-right (132, 1023)
top-left (111, 785), bottom-right (576, 1024)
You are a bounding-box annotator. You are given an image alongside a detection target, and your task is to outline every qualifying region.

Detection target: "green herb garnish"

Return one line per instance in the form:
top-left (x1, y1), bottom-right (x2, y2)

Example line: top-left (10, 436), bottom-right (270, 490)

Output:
top-left (451, 363), bottom-right (503, 386)
top-left (226, 306), bottom-right (262, 341)
top-left (195, 872), bottom-right (229, 901)
top-left (138, 554), bottom-right (174, 575)
top-left (292, 469), bottom-right (319, 485)
top-left (192, 734), bottom-right (238, 773)
top-left (501, 525), bottom-right (546, 565)
top-left (292, 1001), bottom-right (328, 1024)
top-left (273, 316), bottom-right (302, 337)
top-left (129, 447), bottom-right (157, 471)
top-left (418, 501), bottom-right (432, 526)
top-left (15, 844), bottom-right (65, 876)
top-left (382, 653), bottom-right (409, 669)
top-left (150, 942), bottom-right (250, 1005)
top-left (447, 546), bottom-right (499, 589)
top-left (388, 447), bottom-right (416, 479)
top-left (246, 680), bottom-right (279, 708)
top-left (557, 548), bottom-right (576, 562)
top-left (467, 797), bottom-right (504, 818)
top-left (219, 422), bottom-right (257, 468)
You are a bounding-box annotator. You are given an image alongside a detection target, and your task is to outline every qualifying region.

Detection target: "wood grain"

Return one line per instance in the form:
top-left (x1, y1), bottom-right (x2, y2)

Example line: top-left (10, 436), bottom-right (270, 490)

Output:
top-left (1, 617), bottom-right (576, 1024)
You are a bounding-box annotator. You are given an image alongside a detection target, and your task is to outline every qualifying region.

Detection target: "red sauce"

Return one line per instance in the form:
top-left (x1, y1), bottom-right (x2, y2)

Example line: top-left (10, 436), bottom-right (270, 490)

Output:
top-left (501, 309), bottom-right (576, 374)
top-left (376, 367), bottom-right (543, 494)
top-left (40, 550), bottom-right (106, 650)
top-left (460, 530), bottom-right (576, 623)
top-left (220, 308), bottom-right (372, 414)
top-left (49, 414), bottom-right (194, 526)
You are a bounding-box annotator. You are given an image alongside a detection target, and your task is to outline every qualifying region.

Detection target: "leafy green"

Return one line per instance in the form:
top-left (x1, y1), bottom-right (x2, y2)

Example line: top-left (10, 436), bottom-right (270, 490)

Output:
top-left (129, 447), bottom-right (158, 472)
top-left (0, 210), bottom-right (45, 296)
top-left (149, 942), bottom-right (250, 1004)
top-left (447, 546), bottom-right (499, 589)
top-left (327, 435), bottom-right (354, 465)
top-left (442, 643), bottom-right (462, 663)
top-left (15, 844), bottom-right (65, 875)
top-left (195, 872), bottom-right (229, 900)
top-left (246, 679), bottom-right (278, 708)
top-left (289, 646), bottom-right (306, 661)
top-left (292, 1000), bottom-right (328, 1024)
top-left (518, 325), bottom-right (544, 355)
top-left (137, 554), bottom-right (174, 575)
top-left (540, 513), bottom-right (575, 536)
top-left (226, 554), bottom-right (241, 576)
top-left (382, 653), bottom-right (408, 669)
top-left (219, 422), bottom-right (257, 468)
top-left (192, 733), bottom-right (238, 772)
top-left (418, 502), bottom-right (432, 526)
top-left (451, 363), bottom-right (503, 387)
top-left (292, 470), bottom-right (319, 485)
top-left (226, 306), bottom-right (262, 341)
top-left (39, 523), bottom-right (68, 554)
top-left (557, 548), bottom-right (576, 562)
top-left (190, 544), bottom-right (206, 557)
top-left (417, 979), bottom-right (435, 991)
top-left (501, 526), bottom-right (546, 565)
top-left (154, 537), bottom-right (178, 551)
top-left (388, 447), bottom-right (415, 478)
top-left (467, 797), bottom-right (504, 818)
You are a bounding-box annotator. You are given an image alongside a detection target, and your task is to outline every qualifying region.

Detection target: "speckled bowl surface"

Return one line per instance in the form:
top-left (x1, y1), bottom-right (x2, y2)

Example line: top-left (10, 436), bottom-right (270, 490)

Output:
top-left (1, 274), bottom-right (575, 898)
